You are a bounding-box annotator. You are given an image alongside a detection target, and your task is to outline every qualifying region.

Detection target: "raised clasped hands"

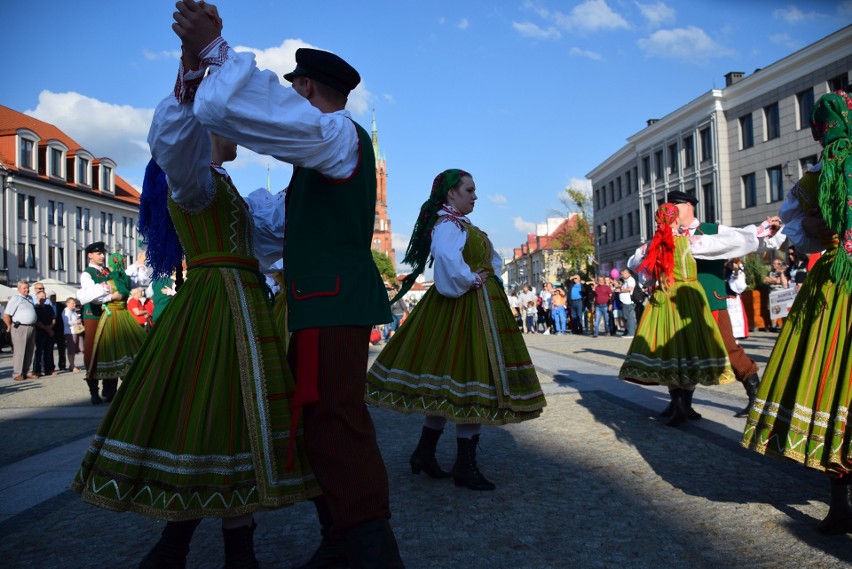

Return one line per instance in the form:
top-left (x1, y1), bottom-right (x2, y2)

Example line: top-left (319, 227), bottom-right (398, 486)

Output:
top-left (172, 0), bottom-right (224, 60)
top-left (765, 215), bottom-right (782, 235)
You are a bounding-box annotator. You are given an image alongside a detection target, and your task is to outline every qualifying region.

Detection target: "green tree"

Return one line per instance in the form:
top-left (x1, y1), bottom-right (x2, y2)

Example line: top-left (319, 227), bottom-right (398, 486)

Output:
top-left (372, 250), bottom-right (396, 286)
top-left (554, 187), bottom-right (595, 277)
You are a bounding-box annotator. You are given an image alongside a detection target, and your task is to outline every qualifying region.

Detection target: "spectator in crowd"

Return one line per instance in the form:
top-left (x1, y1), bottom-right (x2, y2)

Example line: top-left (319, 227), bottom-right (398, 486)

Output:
top-left (611, 281), bottom-right (623, 335)
top-left (49, 292), bottom-right (67, 371)
top-left (33, 291), bottom-right (57, 376)
top-left (539, 282), bottom-right (553, 334)
top-left (592, 276), bottom-right (612, 337)
top-left (3, 281), bottom-right (38, 380)
top-left (583, 278), bottom-right (596, 333)
top-left (725, 258), bottom-right (749, 340)
top-left (785, 247), bottom-right (809, 290)
top-left (518, 284), bottom-right (537, 333)
top-left (508, 289), bottom-right (521, 329)
top-left (551, 286), bottom-right (567, 335)
top-left (30, 282), bottom-right (51, 305)
top-left (568, 274), bottom-right (584, 334)
top-left (525, 300), bottom-right (537, 334)
top-left (619, 268), bottom-right (637, 338)
top-left (764, 258), bottom-right (788, 331)
top-left (127, 287), bottom-right (149, 328)
top-left (63, 298), bottom-right (84, 372)
top-left (386, 289), bottom-right (409, 341)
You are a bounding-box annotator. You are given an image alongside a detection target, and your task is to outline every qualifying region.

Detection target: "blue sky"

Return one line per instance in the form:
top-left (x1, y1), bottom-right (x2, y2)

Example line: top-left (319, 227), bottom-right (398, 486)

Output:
top-left (4, 1), bottom-right (850, 270)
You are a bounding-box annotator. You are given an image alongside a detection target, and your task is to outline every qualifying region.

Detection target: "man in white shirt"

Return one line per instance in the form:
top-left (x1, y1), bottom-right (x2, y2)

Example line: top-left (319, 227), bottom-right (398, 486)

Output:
top-left (518, 285), bottom-right (537, 333)
top-left (539, 283), bottom-right (553, 334)
top-left (2, 281), bottom-right (38, 380)
top-left (618, 269), bottom-right (637, 338)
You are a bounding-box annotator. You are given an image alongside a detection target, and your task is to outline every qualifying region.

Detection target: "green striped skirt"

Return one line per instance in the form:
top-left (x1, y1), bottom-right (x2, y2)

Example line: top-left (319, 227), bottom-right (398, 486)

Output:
top-left (88, 302), bottom-right (147, 379)
top-left (366, 277), bottom-right (545, 425)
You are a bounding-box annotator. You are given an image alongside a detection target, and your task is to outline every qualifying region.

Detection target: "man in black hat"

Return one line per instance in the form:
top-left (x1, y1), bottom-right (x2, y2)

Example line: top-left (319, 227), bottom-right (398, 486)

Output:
top-left (77, 241), bottom-right (121, 404)
top-left (172, 3), bottom-right (402, 567)
top-left (659, 190), bottom-right (783, 418)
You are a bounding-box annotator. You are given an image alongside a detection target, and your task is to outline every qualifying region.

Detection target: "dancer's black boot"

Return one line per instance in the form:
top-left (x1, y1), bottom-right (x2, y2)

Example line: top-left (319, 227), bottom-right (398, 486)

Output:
top-left (296, 497), bottom-right (348, 569)
top-left (452, 435), bottom-right (495, 491)
top-left (102, 378), bottom-right (119, 402)
top-left (222, 522), bottom-right (259, 569)
top-left (410, 427), bottom-right (451, 478)
top-left (665, 388), bottom-right (687, 427)
top-left (138, 518), bottom-right (202, 569)
top-left (682, 388), bottom-right (702, 420)
top-left (734, 373), bottom-right (760, 417)
top-left (87, 379), bottom-right (103, 405)
top-left (341, 518), bottom-right (405, 569)
top-left (817, 474), bottom-right (852, 535)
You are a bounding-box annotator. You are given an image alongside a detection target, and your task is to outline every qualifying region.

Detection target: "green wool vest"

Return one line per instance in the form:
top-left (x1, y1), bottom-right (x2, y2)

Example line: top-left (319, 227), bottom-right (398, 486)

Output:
top-left (694, 222), bottom-right (727, 311)
top-left (82, 266), bottom-right (110, 320)
top-left (284, 121), bottom-right (392, 330)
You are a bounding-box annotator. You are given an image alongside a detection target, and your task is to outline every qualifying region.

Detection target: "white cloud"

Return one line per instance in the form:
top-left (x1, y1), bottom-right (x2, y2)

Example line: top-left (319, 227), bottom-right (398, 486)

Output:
top-left (635, 1), bottom-right (675, 27)
top-left (234, 39), bottom-right (372, 116)
top-left (457, 18), bottom-right (470, 30)
top-left (142, 49), bottom-right (181, 61)
top-left (637, 26), bottom-right (734, 61)
top-left (569, 47), bottom-right (603, 60)
top-left (512, 21), bottom-right (561, 40)
top-left (772, 6), bottom-right (821, 24)
top-left (513, 216), bottom-right (537, 234)
top-left (487, 194), bottom-right (508, 207)
top-left (769, 33), bottom-right (799, 49)
top-left (553, 0), bottom-right (630, 33)
top-left (25, 91), bottom-right (153, 171)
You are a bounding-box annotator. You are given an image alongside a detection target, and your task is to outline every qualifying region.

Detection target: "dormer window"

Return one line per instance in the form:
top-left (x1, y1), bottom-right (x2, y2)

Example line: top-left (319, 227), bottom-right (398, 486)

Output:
top-left (102, 165), bottom-right (113, 193)
top-left (77, 156), bottom-right (91, 186)
top-left (46, 142), bottom-right (68, 179)
top-left (97, 158), bottom-right (117, 193)
top-left (19, 138), bottom-right (35, 170)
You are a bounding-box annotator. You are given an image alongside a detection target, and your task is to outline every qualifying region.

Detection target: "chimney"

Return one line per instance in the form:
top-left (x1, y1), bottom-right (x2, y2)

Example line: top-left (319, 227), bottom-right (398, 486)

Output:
top-left (725, 71), bottom-right (745, 87)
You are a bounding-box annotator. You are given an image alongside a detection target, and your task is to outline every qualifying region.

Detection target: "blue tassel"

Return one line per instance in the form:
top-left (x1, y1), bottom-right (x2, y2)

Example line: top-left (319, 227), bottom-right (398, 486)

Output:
top-left (138, 159), bottom-right (184, 280)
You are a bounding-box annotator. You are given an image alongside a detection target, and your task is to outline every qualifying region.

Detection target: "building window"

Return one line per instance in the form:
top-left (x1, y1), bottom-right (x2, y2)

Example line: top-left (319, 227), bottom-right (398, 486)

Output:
top-left (764, 102), bottom-right (780, 140)
top-left (28, 244), bottom-right (36, 268)
top-left (84, 208), bottom-right (91, 230)
top-left (28, 195), bottom-right (36, 220)
top-left (76, 206), bottom-right (83, 229)
top-left (77, 249), bottom-right (85, 274)
top-left (50, 148), bottom-right (63, 177)
top-left (17, 243), bottom-right (26, 268)
top-left (17, 194), bottom-right (27, 220)
top-left (634, 209), bottom-right (640, 235)
top-left (625, 171), bottom-right (632, 195)
top-left (800, 155), bottom-right (818, 172)
top-left (768, 166), bottom-right (784, 202)
top-left (740, 114), bottom-right (754, 149)
top-left (641, 156), bottom-right (651, 184)
top-left (77, 158), bottom-right (90, 185)
top-left (668, 143), bottom-right (678, 174)
top-left (601, 186), bottom-right (606, 207)
top-left (797, 89), bottom-right (814, 130)
top-left (108, 213), bottom-right (114, 235)
top-left (102, 166), bottom-right (112, 192)
top-left (617, 216), bottom-right (623, 240)
top-left (594, 189), bottom-right (599, 209)
top-left (702, 182), bottom-right (715, 222)
top-left (48, 200), bottom-right (56, 225)
top-left (743, 173), bottom-right (757, 208)
top-left (58, 247), bottom-right (65, 271)
top-left (700, 128), bottom-right (712, 162)
top-left (49, 246), bottom-right (56, 271)
top-left (616, 177), bottom-right (622, 200)
top-left (609, 181), bottom-right (614, 204)
top-left (644, 203), bottom-right (653, 240)
top-left (828, 74), bottom-right (850, 93)
top-left (684, 136), bottom-right (694, 168)
top-left (654, 150), bottom-right (663, 180)
top-left (56, 202), bottom-right (64, 226)
top-left (19, 138), bottom-right (34, 169)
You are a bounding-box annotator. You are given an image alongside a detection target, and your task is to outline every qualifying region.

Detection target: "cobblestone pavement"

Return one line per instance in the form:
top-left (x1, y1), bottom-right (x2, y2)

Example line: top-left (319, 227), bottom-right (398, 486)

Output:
top-left (0, 331), bottom-right (849, 568)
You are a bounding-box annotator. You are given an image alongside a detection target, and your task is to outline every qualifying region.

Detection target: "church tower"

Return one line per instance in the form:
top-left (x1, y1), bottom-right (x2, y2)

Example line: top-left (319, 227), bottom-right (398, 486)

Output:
top-left (371, 109), bottom-right (396, 267)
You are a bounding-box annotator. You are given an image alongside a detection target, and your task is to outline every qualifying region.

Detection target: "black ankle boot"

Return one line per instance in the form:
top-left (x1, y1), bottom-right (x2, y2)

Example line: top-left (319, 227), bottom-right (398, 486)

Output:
top-left (818, 475), bottom-right (852, 535)
top-left (222, 522), bottom-right (259, 569)
top-left (410, 427), bottom-right (451, 479)
top-left (658, 394), bottom-right (674, 417)
top-left (452, 435), bottom-right (495, 491)
top-left (296, 497), bottom-right (348, 569)
top-left (666, 389), bottom-right (687, 427)
top-left (87, 379), bottom-right (103, 405)
top-left (734, 373), bottom-right (760, 417)
top-left (102, 378), bottom-right (119, 403)
top-left (682, 388), bottom-right (702, 420)
top-left (341, 518), bottom-right (404, 569)
top-left (138, 519), bottom-right (201, 569)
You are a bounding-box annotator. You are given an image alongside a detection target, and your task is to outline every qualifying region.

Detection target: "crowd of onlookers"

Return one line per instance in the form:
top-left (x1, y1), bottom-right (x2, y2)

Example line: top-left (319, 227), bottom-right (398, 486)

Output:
top-left (508, 270), bottom-right (645, 339)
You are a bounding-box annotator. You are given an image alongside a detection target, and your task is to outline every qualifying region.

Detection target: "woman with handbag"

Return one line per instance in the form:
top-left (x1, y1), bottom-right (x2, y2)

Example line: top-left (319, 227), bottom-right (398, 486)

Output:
top-left (62, 298), bottom-right (85, 373)
top-left (366, 169), bottom-right (546, 491)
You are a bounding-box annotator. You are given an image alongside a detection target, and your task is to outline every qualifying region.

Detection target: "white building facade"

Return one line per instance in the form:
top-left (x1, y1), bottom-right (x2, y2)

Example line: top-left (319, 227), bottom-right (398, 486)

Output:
top-left (587, 25), bottom-right (851, 273)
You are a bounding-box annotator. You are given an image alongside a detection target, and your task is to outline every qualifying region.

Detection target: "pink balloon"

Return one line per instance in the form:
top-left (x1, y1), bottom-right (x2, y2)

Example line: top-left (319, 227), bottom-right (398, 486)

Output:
top-left (610, 268), bottom-right (619, 279)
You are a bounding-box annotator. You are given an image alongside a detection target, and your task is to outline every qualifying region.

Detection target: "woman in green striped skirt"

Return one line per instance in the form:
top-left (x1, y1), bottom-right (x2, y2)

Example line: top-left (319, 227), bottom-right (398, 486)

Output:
top-left (619, 203), bottom-right (735, 426)
top-left (741, 91), bottom-right (852, 535)
top-left (366, 169), bottom-right (546, 491)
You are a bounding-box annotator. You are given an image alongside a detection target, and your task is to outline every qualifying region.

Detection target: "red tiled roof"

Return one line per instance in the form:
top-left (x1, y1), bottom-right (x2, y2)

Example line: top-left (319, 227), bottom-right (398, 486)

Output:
top-left (0, 104), bottom-right (139, 203)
